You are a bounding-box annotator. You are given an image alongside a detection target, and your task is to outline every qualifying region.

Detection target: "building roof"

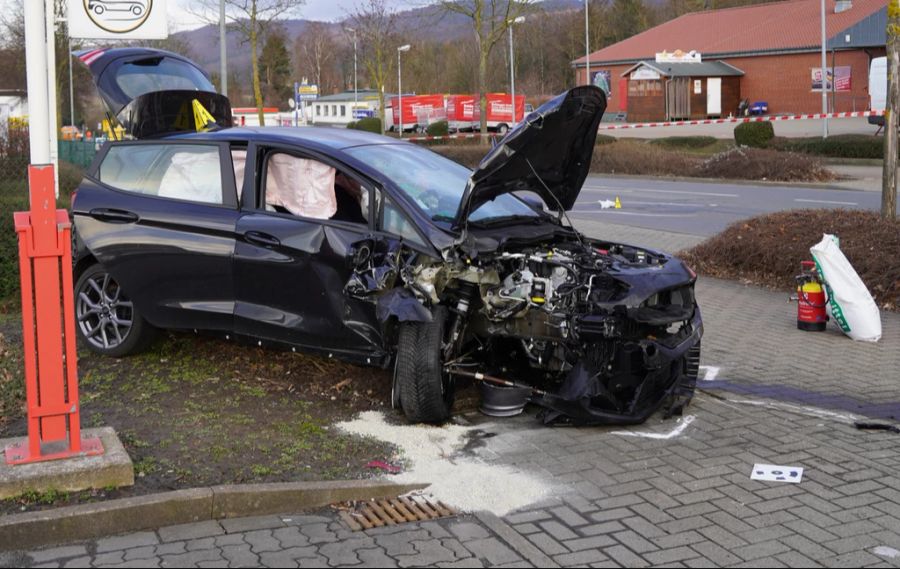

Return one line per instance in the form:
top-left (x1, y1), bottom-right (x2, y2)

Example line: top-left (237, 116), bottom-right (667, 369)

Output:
top-left (622, 60), bottom-right (744, 78)
top-left (827, 5), bottom-right (886, 48)
top-left (574, 0), bottom-right (886, 66)
top-left (314, 90), bottom-right (386, 103)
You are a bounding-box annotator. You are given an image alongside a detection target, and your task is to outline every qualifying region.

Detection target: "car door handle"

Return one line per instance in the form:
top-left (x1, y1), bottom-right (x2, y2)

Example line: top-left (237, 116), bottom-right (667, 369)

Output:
top-left (89, 208), bottom-right (139, 224)
top-left (244, 231), bottom-right (281, 248)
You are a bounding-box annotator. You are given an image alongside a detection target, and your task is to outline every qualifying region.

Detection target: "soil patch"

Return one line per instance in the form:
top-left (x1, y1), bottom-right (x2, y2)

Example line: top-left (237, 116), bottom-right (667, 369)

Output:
top-left (681, 210), bottom-right (900, 310)
top-left (0, 322), bottom-right (429, 515)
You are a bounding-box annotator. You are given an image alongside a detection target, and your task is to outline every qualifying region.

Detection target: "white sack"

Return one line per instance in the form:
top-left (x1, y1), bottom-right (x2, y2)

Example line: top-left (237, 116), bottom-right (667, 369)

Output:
top-left (810, 234), bottom-right (881, 342)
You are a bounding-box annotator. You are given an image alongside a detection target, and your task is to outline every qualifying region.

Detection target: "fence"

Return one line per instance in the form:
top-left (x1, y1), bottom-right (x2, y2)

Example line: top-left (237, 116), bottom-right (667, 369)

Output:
top-left (58, 139), bottom-right (99, 169)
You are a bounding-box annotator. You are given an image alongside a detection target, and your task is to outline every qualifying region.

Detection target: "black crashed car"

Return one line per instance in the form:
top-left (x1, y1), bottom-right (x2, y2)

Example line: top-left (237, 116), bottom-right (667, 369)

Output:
top-left (72, 48), bottom-right (703, 426)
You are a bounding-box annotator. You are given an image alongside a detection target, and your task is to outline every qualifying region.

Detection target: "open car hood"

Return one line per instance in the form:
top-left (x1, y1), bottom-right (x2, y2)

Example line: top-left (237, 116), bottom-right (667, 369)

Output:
top-left (453, 86), bottom-right (607, 227)
top-left (76, 47), bottom-right (232, 138)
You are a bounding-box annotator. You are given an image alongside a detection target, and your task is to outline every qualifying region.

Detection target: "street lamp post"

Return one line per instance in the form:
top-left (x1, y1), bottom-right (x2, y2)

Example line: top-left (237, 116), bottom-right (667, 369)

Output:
top-left (397, 44), bottom-right (411, 138)
top-left (820, 0), bottom-right (828, 138)
top-left (220, 0), bottom-right (227, 96)
top-left (508, 16), bottom-right (525, 128)
top-left (585, 0), bottom-right (591, 86)
top-left (345, 28), bottom-right (358, 110)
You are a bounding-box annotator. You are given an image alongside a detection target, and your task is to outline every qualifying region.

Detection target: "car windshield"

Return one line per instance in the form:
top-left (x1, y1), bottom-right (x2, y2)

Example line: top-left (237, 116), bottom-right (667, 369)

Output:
top-left (115, 57), bottom-right (215, 100)
top-left (344, 143), bottom-right (540, 224)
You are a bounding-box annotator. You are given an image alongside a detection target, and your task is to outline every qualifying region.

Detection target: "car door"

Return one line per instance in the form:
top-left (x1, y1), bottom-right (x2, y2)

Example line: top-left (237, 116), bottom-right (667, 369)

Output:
top-left (232, 144), bottom-right (386, 360)
top-left (73, 140), bottom-right (240, 331)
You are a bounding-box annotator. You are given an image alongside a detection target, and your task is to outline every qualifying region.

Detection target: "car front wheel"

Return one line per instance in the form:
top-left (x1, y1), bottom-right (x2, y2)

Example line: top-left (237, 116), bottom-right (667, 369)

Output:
top-left (394, 306), bottom-right (454, 423)
top-left (74, 265), bottom-right (156, 357)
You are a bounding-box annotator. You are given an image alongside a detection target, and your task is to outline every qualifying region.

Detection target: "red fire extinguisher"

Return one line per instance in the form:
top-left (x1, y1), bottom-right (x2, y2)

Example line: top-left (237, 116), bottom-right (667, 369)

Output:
top-left (796, 260), bottom-right (828, 331)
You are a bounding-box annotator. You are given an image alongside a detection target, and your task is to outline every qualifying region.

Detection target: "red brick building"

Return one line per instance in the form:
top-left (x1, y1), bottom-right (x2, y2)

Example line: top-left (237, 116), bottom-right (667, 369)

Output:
top-left (573, 0), bottom-right (887, 121)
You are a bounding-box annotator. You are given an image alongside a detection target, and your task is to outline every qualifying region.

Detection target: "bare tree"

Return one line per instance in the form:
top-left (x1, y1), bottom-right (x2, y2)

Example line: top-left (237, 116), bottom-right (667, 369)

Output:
top-left (439, 0), bottom-right (535, 134)
top-left (294, 22), bottom-right (338, 95)
top-left (348, 0), bottom-right (400, 131)
top-left (194, 0), bottom-right (305, 126)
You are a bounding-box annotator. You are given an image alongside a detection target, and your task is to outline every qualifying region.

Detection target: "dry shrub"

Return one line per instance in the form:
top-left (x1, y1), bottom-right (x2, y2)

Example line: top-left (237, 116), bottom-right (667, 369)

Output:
top-left (431, 145), bottom-right (488, 168)
top-left (696, 147), bottom-right (833, 182)
top-left (591, 139), bottom-right (700, 176)
top-left (681, 210), bottom-right (900, 310)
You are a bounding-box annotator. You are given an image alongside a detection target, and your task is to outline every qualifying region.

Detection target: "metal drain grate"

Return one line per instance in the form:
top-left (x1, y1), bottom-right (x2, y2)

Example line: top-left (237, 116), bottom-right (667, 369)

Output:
top-left (337, 495), bottom-right (457, 531)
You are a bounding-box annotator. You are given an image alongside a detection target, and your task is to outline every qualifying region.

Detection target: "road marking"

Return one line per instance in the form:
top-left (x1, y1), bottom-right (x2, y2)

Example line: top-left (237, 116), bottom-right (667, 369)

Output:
top-left (723, 398), bottom-right (861, 424)
top-left (595, 199), bottom-right (700, 207)
top-left (794, 198), bottom-right (858, 206)
top-left (611, 415), bottom-right (696, 440)
top-left (570, 210), bottom-right (691, 218)
top-left (583, 187), bottom-right (739, 198)
top-left (699, 366), bottom-right (720, 381)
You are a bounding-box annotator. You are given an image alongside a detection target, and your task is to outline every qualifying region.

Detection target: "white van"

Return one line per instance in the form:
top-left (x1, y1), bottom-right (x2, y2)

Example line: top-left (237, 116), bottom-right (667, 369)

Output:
top-left (869, 56), bottom-right (886, 127)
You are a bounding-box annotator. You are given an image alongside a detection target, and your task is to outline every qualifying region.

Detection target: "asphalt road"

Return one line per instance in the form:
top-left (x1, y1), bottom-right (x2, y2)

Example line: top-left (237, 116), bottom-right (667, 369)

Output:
top-left (570, 174), bottom-right (895, 236)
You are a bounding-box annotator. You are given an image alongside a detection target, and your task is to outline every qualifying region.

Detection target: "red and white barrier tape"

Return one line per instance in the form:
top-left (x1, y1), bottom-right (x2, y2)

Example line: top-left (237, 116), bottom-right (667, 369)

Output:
top-left (596, 110), bottom-right (885, 131)
top-left (405, 110), bottom-right (885, 142)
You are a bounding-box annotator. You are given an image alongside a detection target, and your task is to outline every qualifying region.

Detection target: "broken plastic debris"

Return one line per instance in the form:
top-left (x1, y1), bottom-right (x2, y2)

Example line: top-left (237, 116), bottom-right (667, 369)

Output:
top-left (598, 199), bottom-right (616, 209)
top-left (750, 464), bottom-right (803, 483)
top-left (366, 460), bottom-right (402, 474)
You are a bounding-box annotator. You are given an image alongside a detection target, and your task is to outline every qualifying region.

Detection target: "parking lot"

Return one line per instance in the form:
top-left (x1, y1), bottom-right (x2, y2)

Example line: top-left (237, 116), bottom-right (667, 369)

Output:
top-left (5, 220), bottom-right (899, 568)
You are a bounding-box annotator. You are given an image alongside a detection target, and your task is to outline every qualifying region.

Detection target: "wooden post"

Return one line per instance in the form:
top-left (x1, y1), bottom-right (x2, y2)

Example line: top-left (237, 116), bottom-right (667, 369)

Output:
top-left (884, 0), bottom-right (900, 220)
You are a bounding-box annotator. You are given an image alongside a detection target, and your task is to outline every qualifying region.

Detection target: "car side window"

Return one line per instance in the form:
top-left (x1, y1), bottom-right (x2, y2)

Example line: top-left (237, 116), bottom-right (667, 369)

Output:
top-left (380, 194), bottom-right (426, 248)
top-left (99, 144), bottom-right (225, 205)
top-left (263, 152), bottom-right (370, 226)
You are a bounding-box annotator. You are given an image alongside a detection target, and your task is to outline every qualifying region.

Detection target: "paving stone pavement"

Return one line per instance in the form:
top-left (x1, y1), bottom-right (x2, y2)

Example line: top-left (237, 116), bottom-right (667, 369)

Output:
top-left (4, 220), bottom-right (900, 568)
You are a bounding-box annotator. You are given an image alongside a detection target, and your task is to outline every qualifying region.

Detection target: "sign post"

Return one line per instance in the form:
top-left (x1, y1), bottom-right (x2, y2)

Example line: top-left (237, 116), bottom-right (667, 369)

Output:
top-left (5, 0), bottom-right (167, 466)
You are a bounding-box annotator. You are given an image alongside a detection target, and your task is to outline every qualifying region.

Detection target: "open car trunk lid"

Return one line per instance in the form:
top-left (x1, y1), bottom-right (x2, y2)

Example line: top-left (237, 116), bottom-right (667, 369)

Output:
top-left (76, 47), bottom-right (232, 139)
top-left (453, 86), bottom-right (607, 227)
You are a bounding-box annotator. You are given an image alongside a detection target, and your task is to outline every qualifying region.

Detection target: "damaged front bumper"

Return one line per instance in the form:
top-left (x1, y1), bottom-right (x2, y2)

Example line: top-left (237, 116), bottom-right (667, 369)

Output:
top-left (533, 308), bottom-right (703, 425)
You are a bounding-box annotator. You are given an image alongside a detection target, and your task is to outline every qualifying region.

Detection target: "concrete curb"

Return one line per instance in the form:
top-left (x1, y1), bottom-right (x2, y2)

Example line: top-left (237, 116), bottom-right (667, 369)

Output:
top-left (0, 480), bottom-right (427, 551)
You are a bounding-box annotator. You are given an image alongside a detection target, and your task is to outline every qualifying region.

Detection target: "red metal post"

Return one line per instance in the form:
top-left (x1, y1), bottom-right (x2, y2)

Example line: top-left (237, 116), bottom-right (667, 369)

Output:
top-left (4, 164), bottom-right (104, 465)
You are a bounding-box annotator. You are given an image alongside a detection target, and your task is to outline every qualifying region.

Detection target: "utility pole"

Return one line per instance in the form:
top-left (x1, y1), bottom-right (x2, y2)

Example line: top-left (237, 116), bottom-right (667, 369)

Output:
top-left (220, 0), bottom-right (228, 96)
top-left (820, 0), bottom-right (828, 138)
top-left (584, 0), bottom-right (590, 86)
top-left (882, 0), bottom-right (899, 220)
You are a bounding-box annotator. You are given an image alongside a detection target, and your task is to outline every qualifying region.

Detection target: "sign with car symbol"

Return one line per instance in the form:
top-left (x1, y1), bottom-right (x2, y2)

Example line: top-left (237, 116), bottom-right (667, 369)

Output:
top-left (70, 0), bottom-right (168, 40)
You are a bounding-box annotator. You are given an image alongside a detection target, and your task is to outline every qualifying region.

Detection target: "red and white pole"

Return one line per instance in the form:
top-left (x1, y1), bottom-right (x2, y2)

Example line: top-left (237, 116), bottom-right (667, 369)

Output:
top-left (4, 0), bottom-right (103, 464)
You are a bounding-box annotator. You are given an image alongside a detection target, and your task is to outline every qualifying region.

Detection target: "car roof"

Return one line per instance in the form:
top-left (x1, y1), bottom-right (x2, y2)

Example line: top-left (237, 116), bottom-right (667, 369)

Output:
top-left (168, 126), bottom-right (403, 151)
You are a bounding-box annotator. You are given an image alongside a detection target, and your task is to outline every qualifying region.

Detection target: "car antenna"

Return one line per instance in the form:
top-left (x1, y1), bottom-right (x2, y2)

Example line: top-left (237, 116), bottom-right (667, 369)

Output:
top-left (524, 157), bottom-right (587, 250)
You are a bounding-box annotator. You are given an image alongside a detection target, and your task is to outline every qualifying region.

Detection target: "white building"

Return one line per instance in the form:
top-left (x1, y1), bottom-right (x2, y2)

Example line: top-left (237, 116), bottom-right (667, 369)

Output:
top-left (309, 90), bottom-right (385, 128)
top-left (0, 90), bottom-right (28, 124)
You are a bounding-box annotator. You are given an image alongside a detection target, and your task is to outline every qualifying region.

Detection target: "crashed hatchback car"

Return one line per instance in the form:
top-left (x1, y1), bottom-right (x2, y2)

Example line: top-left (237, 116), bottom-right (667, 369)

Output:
top-left (72, 48), bottom-right (702, 426)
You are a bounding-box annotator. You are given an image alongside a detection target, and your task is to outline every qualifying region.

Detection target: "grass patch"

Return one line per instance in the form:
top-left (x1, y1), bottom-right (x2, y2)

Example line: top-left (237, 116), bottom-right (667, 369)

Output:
top-left (695, 147), bottom-right (833, 182)
top-left (771, 134), bottom-right (885, 160)
top-left (682, 210), bottom-right (900, 310)
top-left (649, 136), bottom-right (718, 150)
top-left (430, 138), bottom-right (830, 183)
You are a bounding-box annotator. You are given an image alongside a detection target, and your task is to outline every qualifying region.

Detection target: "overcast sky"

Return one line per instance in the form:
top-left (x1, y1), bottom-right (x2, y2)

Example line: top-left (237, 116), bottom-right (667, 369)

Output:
top-left (1, 1), bottom-right (420, 32)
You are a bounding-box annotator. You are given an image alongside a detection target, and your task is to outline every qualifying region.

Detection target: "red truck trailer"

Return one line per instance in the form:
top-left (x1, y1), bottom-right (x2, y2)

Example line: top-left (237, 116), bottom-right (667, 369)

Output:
top-left (389, 94), bottom-right (446, 133)
top-left (446, 94), bottom-right (526, 133)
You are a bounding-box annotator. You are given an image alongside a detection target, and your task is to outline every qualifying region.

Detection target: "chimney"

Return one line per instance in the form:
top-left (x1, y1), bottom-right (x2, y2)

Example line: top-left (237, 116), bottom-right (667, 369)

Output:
top-left (835, 0), bottom-right (853, 14)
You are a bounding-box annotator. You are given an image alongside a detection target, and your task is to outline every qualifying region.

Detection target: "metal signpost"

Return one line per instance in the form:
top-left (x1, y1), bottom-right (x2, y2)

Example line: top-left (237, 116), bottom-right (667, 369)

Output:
top-left (7, 0), bottom-right (167, 466)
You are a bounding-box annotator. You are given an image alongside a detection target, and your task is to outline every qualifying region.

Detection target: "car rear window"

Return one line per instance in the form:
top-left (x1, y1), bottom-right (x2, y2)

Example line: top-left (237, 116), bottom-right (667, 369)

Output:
top-left (99, 144), bottom-right (224, 205)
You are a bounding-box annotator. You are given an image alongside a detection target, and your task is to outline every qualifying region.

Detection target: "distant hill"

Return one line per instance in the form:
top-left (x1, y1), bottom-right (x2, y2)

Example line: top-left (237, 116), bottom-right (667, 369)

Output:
top-left (175, 0), bottom-right (585, 76)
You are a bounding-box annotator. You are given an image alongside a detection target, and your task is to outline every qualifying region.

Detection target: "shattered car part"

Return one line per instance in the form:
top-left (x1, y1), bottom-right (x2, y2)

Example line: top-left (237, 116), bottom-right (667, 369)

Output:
top-left (72, 49), bottom-right (703, 426)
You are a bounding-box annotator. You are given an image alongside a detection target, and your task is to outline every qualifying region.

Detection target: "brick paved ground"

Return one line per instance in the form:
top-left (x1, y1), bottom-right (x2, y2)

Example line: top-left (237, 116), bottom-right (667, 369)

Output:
top-left (4, 220), bottom-right (899, 568)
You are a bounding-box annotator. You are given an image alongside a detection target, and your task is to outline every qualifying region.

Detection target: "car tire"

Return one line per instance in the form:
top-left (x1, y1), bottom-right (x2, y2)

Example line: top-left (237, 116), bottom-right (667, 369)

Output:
top-left (74, 264), bottom-right (156, 357)
top-left (498, 124), bottom-right (509, 134)
top-left (394, 306), bottom-right (454, 424)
